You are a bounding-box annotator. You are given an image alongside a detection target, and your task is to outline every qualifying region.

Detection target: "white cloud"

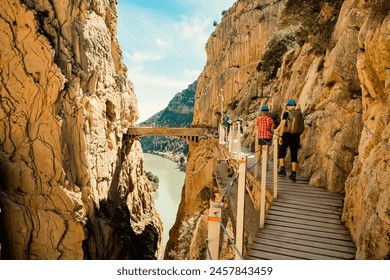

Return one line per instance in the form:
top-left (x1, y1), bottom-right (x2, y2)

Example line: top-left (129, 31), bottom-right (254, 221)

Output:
top-left (155, 38), bottom-right (168, 47)
top-left (128, 51), bottom-right (163, 62)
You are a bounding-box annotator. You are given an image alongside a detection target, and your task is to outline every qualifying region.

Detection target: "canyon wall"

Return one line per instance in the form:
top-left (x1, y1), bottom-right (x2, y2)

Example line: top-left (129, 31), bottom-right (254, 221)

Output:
top-left (172, 0), bottom-right (389, 259)
top-left (0, 0), bottom-right (162, 259)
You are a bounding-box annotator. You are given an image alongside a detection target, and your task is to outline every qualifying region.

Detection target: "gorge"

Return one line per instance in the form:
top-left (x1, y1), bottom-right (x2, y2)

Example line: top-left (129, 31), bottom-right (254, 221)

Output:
top-left (0, 0), bottom-right (389, 260)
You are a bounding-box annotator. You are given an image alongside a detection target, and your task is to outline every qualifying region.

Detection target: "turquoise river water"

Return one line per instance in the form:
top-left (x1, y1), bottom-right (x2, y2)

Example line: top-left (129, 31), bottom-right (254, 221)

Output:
top-left (143, 153), bottom-right (185, 248)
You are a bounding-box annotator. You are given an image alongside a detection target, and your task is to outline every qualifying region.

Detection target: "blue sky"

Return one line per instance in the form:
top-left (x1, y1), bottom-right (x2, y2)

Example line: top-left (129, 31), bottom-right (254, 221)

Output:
top-left (117, 0), bottom-right (236, 123)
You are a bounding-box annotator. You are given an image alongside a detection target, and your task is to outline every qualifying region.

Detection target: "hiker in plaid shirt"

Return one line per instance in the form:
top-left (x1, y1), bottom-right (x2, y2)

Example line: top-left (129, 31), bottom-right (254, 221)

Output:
top-left (251, 105), bottom-right (275, 166)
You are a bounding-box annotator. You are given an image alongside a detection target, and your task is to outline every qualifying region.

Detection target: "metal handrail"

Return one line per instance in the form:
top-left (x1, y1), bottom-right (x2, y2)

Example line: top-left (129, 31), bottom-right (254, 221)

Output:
top-left (217, 161), bottom-right (240, 206)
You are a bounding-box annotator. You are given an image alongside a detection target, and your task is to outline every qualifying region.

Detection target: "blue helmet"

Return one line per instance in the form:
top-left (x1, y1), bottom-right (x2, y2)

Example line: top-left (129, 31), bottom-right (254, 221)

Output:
top-left (225, 114), bottom-right (230, 119)
top-left (286, 99), bottom-right (296, 106)
top-left (261, 105), bottom-right (269, 111)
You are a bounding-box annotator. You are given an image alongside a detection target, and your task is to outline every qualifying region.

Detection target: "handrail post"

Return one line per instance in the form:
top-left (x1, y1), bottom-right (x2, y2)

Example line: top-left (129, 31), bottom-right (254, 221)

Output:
top-left (260, 145), bottom-right (267, 228)
top-left (273, 137), bottom-right (278, 198)
top-left (228, 127), bottom-right (233, 155)
top-left (207, 204), bottom-right (222, 260)
top-left (236, 157), bottom-right (246, 260)
top-left (254, 127), bottom-right (259, 178)
top-left (237, 122), bottom-right (241, 160)
top-left (231, 123), bottom-right (236, 158)
top-left (223, 126), bottom-right (229, 147)
top-left (219, 123), bottom-right (224, 144)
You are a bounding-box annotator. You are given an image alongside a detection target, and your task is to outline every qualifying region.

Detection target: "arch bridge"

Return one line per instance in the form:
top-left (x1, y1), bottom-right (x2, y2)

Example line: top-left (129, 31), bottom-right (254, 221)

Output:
top-left (124, 127), bottom-right (206, 143)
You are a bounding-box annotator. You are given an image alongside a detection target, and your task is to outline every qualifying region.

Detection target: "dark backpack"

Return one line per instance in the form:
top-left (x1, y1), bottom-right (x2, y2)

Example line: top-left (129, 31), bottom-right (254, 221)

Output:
top-left (285, 110), bottom-right (304, 134)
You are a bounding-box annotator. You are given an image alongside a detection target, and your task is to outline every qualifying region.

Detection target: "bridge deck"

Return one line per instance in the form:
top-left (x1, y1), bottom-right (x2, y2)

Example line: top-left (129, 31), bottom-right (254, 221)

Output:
top-left (245, 164), bottom-right (356, 260)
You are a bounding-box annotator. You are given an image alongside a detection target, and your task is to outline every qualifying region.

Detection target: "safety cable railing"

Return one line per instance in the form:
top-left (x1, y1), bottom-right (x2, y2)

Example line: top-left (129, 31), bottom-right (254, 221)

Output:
top-left (214, 212), bottom-right (244, 260)
top-left (207, 139), bottom-right (244, 260)
top-left (205, 239), bottom-right (212, 259)
top-left (204, 211), bottom-right (245, 260)
top-left (217, 161), bottom-right (240, 206)
top-left (207, 124), bottom-right (278, 260)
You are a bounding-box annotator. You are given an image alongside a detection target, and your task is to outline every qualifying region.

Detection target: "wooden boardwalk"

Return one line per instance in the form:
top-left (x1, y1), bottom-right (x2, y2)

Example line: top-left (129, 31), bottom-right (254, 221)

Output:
top-left (246, 167), bottom-right (356, 260)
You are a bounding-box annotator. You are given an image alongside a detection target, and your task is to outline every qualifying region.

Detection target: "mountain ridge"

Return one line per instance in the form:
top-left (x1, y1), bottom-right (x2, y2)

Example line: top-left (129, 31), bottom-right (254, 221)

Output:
top-left (139, 80), bottom-right (197, 157)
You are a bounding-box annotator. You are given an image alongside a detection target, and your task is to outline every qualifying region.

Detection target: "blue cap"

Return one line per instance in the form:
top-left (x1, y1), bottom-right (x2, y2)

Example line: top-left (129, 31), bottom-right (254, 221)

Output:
top-left (286, 99), bottom-right (296, 106)
top-left (261, 105), bottom-right (269, 111)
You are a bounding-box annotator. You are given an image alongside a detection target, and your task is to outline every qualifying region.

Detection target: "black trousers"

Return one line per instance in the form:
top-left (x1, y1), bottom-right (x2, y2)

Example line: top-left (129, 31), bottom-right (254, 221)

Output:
top-left (278, 133), bottom-right (300, 162)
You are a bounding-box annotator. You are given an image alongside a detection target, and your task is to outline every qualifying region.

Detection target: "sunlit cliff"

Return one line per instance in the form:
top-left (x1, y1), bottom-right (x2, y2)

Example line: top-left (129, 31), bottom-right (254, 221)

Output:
top-left (0, 0), bottom-right (162, 259)
top-left (167, 0), bottom-right (389, 260)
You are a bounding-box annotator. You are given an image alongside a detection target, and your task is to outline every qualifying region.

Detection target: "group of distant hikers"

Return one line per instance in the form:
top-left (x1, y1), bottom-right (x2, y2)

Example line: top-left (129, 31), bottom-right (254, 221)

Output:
top-left (222, 99), bottom-right (304, 182)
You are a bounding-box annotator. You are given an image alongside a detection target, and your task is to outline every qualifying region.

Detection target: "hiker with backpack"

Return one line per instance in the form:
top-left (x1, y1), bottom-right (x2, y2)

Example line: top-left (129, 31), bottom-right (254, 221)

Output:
top-left (277, 99), bottom-right (304, 182)
top-left (251, 105), bottom-right (275, 168)
top-left (223, 114), bottom-right (233, 134)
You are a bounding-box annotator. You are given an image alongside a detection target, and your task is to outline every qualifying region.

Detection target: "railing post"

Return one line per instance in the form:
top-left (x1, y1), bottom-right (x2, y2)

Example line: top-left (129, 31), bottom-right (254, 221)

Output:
top-left (236, 122), bottom-right (241, 160)
top-left (207, 204), bottom-right (222, 260)
top-left (273, 137), bottom-right (278, 198)
top-left (219, 123), bottom-right (224, 144)
top-left (228, 128), bottom-right (233, 155)
top-left (224, 127), bottom-right (228, 146)
top-left (236, 157), bottom-right (246, 260)
top-left (254, 127), bottom-right (259, 178)
top-left (260, 145), bottom-right (267, 228)
top-left (231, 124), bottom-right (236, 158)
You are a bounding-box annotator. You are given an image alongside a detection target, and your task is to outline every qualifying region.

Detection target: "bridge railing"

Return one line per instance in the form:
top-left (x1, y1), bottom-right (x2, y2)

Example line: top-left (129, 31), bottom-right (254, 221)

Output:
top-left (125, 127), bottom-right (206, 142)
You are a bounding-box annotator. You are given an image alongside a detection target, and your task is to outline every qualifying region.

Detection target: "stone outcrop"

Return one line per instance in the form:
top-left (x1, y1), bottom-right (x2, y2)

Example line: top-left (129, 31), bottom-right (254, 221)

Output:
top-left (171, 0), bottom-right (389, 259)
top-left (0, 0), bottom-right (162, 259)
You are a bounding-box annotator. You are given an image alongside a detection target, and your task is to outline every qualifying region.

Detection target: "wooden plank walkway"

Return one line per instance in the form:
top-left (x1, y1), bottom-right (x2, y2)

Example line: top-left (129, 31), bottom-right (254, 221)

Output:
top-left (246, 165), bottom-right (356, 260)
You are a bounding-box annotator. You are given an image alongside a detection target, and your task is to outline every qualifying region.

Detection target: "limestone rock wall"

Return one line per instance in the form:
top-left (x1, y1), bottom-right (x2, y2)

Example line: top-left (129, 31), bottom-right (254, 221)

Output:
top-left (341, 0), bottom-right (390, 259)
top-left (175, 0), bottom-right (389, 259)
top-left (0, 0), bottom-right (162, 259)
top-left (193, 0), bottom-right (284, 128)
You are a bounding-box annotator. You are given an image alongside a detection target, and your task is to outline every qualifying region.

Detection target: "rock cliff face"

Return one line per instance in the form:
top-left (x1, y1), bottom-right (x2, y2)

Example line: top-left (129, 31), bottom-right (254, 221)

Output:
top-left (0, 0), bottom-right (162, 259)
top-left (171, 0), bottom-right (389, 259)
